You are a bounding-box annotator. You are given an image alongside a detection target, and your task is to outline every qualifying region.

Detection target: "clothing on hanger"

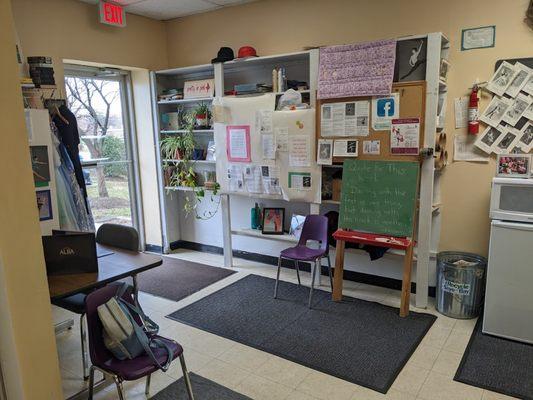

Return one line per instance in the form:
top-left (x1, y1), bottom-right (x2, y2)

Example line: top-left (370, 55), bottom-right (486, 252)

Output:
top-left (53, 104), bottom-right (88, 210)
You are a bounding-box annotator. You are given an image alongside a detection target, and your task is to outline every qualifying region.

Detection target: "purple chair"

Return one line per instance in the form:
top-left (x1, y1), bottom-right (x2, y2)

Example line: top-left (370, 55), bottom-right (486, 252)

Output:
top-left (274, 215), bottom-right (332, 308)
top-left (85, 285), bottom-right (194, 400)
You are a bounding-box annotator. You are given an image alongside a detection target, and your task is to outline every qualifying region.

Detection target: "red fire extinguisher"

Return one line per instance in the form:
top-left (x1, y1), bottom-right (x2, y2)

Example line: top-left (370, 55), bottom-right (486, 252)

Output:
top-left (468, 86), bottom-right (479, 134)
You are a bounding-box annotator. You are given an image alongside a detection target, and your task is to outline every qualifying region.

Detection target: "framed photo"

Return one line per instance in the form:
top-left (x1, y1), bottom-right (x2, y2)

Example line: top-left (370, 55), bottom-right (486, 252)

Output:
top-left (480, 96), bottom-right (511, 128)
top-left (505, 62), bottom-right (531, 98)
top-left (289, 214), bottom-right (306, 239)
top-left (30, 145), bottom-right (50, 187)
top-left (394, 38), bottom-right (427, 82)
top-left (474, 125), bottom-right (504, 154)
top-left (496, 154), bottom-right (531, 178)
top-left (493, 127), bottom-right (520, 154)
top-left (461, 25), bottom-right (496, 51)
top-left (36, 190), bottom-right (53, 221)
top-left (262, 207), bottom-right (285, 235)
top-left (487, 61), bottom-right (518, 96)
top-left (517, 122), bottom-right (533, 152)
top-left (502, 93), bottom-right (532, 126)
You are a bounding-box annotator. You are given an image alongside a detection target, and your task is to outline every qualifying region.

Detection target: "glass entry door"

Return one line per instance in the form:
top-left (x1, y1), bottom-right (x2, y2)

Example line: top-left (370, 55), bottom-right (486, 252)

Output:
top-left (64, 65), bottom-right (141, 231)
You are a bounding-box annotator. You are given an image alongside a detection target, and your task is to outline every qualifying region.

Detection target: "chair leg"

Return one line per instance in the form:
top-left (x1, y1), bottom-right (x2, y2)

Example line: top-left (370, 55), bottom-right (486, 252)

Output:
top-left (295, 260), bottom-right (301, 285)
top-left (87, 366), bottom-right (95, 400)
top-left (145, 373), bottom-right (151, 395)
top-left (180, 354), bottom-right (195, 400)
top-left (113, 376), bottom-right (125, 400)
top-left (80, 314), bottom-right (89, 380)
top-left (327, 254), bottom-right (333, 291)
top-left (274, 257), bottom-right (282, 299)
top-left (309, 259), bottom-right (318, 308)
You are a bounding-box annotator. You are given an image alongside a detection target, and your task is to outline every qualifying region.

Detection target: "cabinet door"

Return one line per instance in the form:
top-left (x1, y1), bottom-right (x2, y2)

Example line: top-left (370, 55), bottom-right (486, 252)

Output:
top-left (483, 221), bottom-right (533, 343)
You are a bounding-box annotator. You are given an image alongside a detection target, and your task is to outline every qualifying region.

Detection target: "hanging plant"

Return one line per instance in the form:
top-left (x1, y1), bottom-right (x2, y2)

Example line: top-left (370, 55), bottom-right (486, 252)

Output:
top-left (164, 109), bottom-right (221, 220)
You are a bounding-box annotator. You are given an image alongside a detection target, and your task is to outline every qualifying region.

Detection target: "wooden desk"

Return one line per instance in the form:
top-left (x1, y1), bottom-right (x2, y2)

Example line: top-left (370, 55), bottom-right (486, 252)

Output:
top-left (332, 229), bottom-right (414, 317)
top-left (48, 244), bottom-right (162, 300)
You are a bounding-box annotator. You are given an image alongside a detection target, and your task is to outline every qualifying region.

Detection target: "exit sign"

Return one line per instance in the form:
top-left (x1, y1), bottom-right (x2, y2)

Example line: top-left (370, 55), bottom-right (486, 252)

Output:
top-left (99, 1), bottom-right (126, 27)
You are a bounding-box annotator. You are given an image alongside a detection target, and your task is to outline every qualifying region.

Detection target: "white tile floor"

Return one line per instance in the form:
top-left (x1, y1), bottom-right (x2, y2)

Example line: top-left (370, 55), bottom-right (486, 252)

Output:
top-left (53, 249), bottom-right (517, 400)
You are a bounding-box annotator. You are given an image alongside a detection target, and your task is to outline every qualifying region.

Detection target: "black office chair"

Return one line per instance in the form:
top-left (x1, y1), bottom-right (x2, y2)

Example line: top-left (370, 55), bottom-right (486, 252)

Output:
top-left (52, 224), bottom-right (140, 379)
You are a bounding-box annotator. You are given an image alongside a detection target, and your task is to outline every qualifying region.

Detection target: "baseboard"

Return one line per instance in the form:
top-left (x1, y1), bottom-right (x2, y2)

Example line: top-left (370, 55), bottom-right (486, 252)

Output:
top-left (171, 240), bottom-right (436, 297)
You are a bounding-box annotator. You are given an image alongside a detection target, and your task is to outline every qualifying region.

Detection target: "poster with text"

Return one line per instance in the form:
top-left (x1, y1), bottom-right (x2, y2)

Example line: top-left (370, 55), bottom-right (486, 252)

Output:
top-left (390, 118), bottom-right (420, 155)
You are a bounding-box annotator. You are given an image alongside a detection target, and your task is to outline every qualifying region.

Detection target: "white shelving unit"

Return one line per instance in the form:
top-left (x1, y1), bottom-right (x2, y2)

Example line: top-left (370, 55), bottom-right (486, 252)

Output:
top-left (216, 49), bottom-right (320, 270)
top-left (150, 64), bottom-right (217, 252)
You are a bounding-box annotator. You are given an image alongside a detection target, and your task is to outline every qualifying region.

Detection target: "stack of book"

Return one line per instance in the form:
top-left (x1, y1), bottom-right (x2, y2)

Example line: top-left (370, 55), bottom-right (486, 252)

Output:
top-left (27, 56), bottom-right (55, 87)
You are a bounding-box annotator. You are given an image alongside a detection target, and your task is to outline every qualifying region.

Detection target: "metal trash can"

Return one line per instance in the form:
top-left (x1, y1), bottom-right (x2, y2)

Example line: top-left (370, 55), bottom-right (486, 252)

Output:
top-left (436, 251), bottom-right (487, 319)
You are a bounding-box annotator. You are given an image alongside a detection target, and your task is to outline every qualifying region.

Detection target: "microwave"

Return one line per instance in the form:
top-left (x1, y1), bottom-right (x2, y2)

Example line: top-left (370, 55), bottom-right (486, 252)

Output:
top-left (490, 177), bottom-right (533, 222)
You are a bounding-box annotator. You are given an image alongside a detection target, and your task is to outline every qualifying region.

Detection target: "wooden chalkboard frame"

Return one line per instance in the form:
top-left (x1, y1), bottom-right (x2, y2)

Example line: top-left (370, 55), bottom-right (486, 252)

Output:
top-left (316, 81), bottom-right (427, 163)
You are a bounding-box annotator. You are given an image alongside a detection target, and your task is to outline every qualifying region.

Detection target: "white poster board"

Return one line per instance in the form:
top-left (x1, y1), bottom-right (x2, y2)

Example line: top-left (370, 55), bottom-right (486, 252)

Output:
top-left (215, 94), bottom-right (320, 203)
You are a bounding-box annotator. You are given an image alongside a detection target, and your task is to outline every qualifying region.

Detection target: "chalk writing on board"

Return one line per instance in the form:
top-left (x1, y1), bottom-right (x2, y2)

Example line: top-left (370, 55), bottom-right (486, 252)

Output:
top-left (338, 160), bottom-right (419, 237)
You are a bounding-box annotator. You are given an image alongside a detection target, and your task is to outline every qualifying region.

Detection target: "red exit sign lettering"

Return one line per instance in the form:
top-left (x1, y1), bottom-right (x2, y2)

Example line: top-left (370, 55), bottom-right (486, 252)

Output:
top-left (99, 1), bottom-right (126, 27)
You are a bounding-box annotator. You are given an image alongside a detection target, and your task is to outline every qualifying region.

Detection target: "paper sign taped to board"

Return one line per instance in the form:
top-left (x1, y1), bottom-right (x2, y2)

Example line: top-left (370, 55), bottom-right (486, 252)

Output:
top-left (390, 118), bottom-right (420, 155)
top-left (321, 101), bottom-right (369, 137)
top-left (363, 140), bottom-right (380, 155)
top-left (289, 135), bottom-right (311, 167)
top-left (333, 139), bottom-right (358, 157)
top-left (288, 172), bottom-right (312, 191)
top-left (226, 125), bottom-right (251, 162)
top-left (372, 93), bottom-right (400, 131)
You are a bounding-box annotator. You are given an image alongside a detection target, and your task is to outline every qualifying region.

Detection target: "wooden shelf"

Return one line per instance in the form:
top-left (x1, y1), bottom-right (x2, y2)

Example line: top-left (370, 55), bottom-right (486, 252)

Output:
top-left (322, 199), bottom-right (340, 205)
top-left (158, 97), bottom-right (213, 105)
top-left (160, 129), bottom-right (213, 134)
top-left (231, 228), bottom-right (299, 243)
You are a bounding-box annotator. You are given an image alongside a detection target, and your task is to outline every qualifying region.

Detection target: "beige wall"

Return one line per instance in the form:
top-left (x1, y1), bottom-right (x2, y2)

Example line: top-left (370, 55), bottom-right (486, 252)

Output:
top-left (11, 0), bottom-right (168, 86)
top-left (0, 0), bottom-right (63, 398)
top-left (166, 0), bottom-right (532, 255)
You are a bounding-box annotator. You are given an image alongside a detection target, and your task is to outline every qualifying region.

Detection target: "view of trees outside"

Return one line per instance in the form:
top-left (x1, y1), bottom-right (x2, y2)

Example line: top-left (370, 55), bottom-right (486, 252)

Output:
top-left (65, 76), bottom-right (132, 226)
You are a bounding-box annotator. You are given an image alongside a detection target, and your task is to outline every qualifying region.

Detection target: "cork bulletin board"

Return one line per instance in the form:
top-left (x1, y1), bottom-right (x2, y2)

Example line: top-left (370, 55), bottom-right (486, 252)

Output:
top-left (316, 81), bottom-right (426, 163)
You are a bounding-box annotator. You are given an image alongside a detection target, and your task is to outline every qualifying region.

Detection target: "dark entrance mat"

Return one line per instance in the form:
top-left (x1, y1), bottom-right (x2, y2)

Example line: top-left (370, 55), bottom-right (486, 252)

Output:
top-left (167, 274), bottom-right (436, 393)
top-left (455, 320), bottom-right (533, 400)
top-left (150, 372), bottom-right (251, 400)
top-left (137, 256), bottom-right (236, 302)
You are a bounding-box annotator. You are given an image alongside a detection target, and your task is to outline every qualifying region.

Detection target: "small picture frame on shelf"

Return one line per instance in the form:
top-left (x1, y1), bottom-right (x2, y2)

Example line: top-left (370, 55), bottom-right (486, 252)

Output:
top-left (262, 207), bottom-right (285, 235)
top-left (496, 154), bottom-right (531, 178)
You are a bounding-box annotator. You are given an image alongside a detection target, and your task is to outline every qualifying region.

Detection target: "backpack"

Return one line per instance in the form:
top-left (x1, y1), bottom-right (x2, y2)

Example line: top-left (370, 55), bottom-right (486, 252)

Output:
top-left (97, 283), bottom-right (173, 371)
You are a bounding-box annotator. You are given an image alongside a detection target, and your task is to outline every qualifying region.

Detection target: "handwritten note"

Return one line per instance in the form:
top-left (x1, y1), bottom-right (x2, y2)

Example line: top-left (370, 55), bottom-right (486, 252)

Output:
top-left (227, 125), bottom-right (251, 162)
top-left (289, 135), bottom-right (310, 167)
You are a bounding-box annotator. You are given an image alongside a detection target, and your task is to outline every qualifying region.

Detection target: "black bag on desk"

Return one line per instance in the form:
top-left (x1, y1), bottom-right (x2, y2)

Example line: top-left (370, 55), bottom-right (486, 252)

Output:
top-left (42, 231), bottom-right (97, 275)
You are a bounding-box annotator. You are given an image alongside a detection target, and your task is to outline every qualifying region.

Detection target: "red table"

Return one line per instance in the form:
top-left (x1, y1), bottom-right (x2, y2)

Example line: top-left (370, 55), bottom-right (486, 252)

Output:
top-left (332, 229), bottom-right (414, 317)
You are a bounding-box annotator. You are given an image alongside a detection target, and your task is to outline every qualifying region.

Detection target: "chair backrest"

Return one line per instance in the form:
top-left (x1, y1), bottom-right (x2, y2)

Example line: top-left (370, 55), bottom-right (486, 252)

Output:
top-left (96, 223), bottom-right (139, 251)
top-left (298, 215), bottom-right (329, 252)
top-left (85, 284), bottom-right (136, 367)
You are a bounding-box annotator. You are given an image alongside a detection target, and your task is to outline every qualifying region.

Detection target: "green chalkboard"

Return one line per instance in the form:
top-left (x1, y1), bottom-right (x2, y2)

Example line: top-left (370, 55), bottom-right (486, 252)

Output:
top-left (338, 160), bottom-right (419, 237)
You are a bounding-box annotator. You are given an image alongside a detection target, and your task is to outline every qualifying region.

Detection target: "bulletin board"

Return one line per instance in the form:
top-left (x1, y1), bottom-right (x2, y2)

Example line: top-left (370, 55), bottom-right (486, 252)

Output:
top-left (316, 81), bottom-right (426, 163)
top-left (214, 94), bottom-right (321, 203)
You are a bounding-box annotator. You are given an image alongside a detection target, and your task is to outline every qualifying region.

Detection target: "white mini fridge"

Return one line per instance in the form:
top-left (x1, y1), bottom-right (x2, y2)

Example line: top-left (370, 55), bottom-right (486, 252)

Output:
top-left (483, 219), bottom-right (533, 344)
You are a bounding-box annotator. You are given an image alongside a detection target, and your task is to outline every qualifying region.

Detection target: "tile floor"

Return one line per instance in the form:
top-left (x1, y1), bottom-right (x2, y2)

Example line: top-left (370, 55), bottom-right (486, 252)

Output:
top-left (54, 250), bottom-right (517, 400)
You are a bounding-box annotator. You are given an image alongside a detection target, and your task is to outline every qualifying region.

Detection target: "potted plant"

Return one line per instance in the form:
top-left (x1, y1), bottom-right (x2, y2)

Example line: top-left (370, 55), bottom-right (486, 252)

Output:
top-left (194, 102), bottom-right (210, 128)
top-left (160, 135), bottom-right (183, 160)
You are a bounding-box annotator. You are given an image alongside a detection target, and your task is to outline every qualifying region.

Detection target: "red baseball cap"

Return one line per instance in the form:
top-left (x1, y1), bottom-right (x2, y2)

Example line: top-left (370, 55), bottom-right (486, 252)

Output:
top-left (236, 46), bottom-right (258, 59)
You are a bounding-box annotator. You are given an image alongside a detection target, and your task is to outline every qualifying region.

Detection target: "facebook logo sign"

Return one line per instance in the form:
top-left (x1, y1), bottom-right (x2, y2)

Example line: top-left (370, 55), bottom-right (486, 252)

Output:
top-left (376, 98), bottom-right (395, 117)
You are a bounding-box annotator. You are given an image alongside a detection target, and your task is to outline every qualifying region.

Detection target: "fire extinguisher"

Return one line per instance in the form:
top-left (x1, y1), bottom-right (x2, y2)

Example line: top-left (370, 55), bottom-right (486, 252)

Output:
top-left (468, 86), bottom-right (479, 134)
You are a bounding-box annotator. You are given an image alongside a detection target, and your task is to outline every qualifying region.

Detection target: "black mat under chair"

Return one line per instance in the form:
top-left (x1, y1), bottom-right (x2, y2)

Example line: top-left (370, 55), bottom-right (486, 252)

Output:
top-left (167, 274), bottom-right (436, 393)
top-left (455, 319), bottom-right (533, 400)
top-left (150, 373), bottom-right (251, 400)
top-left (136, 257), bottom-right (236, 302)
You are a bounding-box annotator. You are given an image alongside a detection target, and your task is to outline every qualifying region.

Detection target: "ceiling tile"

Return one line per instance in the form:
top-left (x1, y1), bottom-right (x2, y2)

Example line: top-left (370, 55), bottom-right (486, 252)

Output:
top-left (125, 0), bottom-right (219, 20)
top-left (75, 0), bottom-right (259, 20)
